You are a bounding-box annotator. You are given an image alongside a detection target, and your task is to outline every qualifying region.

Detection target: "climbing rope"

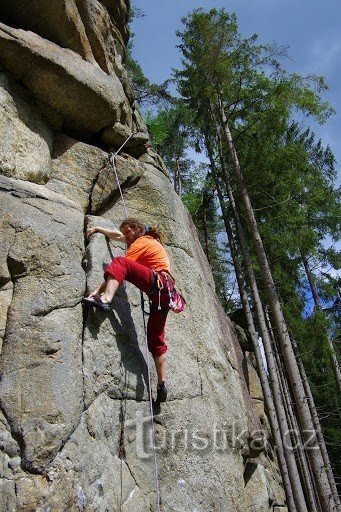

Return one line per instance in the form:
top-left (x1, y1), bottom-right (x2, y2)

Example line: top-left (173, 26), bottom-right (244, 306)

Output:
top-left (141, 293), bottom-right (162, 512)
top-left (118, 368), bottom-right (128, 510)
top-left (110, 133), bottom-right (161, 512)
top-left (109, 133), bottom-right (136, 218)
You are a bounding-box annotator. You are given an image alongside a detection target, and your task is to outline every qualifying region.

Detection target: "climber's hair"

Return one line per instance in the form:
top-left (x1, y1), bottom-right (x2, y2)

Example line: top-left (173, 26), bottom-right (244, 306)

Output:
top-left (120, 217), bottom-right (165, 244)
top-left (145, 225), bottom-right (165, 245)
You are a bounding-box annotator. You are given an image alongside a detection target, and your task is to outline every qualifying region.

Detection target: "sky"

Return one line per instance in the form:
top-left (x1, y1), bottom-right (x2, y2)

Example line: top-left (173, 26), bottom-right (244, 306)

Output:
top-left (130, 0), bottom-right (341, 184)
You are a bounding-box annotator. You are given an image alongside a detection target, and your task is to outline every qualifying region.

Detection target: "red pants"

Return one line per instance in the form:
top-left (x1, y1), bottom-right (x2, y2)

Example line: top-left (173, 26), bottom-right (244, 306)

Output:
top-left (104, 256), bottom-right (172, 356)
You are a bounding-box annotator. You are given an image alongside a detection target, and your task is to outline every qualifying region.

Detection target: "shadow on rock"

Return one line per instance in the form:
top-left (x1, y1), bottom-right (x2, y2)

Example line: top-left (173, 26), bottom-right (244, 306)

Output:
top-left (84, 284), bottom-right (150, 402)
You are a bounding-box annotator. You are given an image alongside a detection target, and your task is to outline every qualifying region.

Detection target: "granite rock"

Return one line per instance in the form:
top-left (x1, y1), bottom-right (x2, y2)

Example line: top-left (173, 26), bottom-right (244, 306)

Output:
top-left (0, 22), bottom-right (129, 134)
top-left (0, 176), bottom-right (85, 472)
top-left (0, 0), bottom-right (96, 64)
top-left (0, 72), bottom-right (53, 184)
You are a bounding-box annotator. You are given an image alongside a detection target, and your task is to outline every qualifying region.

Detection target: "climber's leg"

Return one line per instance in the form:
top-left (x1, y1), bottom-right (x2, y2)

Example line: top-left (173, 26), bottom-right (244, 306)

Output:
top-left (84, 257), bottom-right (154, 311)
top-left (154, 354), bottom-right (168, 402)
top-left (104, 256), bottom-right (154, 293)
top-left (100, 277), bottom-right (120, 303)
top-left (147, 297), bottom-right (169, 401)
top-left (153, 353), bottom-right (167, 385)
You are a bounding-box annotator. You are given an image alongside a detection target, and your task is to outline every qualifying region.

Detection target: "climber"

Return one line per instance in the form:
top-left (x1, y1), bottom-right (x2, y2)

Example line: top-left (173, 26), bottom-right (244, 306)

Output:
top-left (83, 217), bottom-right (174, 403)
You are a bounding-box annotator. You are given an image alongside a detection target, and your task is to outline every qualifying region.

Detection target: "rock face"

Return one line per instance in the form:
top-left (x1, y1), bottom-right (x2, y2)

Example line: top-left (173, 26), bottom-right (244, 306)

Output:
top-left (0, 2), bottom-right (286, 511)
top-left (0, 73), bottom-right (53, 184)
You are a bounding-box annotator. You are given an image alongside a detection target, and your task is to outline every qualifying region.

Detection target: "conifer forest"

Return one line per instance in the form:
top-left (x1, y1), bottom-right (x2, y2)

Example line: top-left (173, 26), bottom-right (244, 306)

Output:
top-left (127, 7), bottom-right (341, 512)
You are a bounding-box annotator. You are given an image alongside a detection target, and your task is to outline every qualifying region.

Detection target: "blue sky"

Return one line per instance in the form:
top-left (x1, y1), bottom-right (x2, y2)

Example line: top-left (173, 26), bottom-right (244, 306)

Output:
top-left (130, 0), bottom-right (341, 184)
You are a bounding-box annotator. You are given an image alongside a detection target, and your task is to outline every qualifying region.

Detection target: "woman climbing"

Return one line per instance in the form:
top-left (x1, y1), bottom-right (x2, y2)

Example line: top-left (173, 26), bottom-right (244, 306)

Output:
top-left (83, 217), bottom-right (176, 402)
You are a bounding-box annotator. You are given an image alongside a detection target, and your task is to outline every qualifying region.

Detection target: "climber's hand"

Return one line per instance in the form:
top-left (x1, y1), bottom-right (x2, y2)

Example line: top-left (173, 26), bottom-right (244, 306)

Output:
top-left (86, 227), bottom-right (97, 238)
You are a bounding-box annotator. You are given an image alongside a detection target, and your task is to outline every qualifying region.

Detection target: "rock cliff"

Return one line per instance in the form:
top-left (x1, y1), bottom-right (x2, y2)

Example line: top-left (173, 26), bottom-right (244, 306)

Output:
top-left (0, 2), bottom-right (286, 511)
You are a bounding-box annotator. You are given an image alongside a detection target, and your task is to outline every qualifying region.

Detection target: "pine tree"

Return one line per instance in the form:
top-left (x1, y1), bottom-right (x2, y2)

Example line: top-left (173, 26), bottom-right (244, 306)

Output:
top-left (175, 8), bottom-right (340, 511)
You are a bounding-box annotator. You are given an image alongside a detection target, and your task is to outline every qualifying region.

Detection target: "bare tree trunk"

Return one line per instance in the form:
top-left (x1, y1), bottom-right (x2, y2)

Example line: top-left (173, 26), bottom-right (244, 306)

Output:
top-left (216, 94), bottom-right (335, 512)
top-left (206, 129), bottom-right (307, 512)
top-left (210, 119), bottom-right (312, 510)
top-left (205, 130), bottom-right (299, 512)
top-left (174, 157), bottom-right (181, 195)
top-left (265, 307), bottom-right (319, 511)
top-left (294, 341), bottom-right (341, 512)
top-left (301, 251), bottom-right (320, 309)
top-left (222, 176), bottom-right (309, 512)
top-left (301, 251), bottom-right (341, 393)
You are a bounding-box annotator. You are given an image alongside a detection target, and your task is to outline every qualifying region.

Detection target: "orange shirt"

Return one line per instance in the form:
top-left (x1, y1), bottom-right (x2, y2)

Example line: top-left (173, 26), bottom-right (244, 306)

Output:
top-left (125, 235), bottom-right (171, 273)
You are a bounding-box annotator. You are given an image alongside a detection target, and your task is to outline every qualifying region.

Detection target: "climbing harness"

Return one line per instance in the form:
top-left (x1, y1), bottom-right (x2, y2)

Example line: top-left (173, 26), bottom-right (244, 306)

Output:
top-left (110, 133), bottom-right (162, 512)
top-left (155, 272), bottom-right (164, 311)
top-left (151, 271), bottom-right (186, 313)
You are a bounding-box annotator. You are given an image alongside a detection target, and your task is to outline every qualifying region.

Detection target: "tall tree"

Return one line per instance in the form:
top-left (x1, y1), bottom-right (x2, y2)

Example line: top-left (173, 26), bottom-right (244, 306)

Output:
top-left (205, 127), bottom-right (306, 511)
top-left (175, 8), bottom-right (339, 511)
top-left (146, 102), bottom-right (193, 194)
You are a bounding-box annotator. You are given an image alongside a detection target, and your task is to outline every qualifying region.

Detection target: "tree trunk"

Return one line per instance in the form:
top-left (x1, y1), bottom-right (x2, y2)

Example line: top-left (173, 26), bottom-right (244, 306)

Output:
top-left (210, 118), bottom-right (313, 510)
top-left (206, 128), bottom-right (307, 512)
top-left (301, 251), bottom-right (320, 309)
top-left (222, 174), bottom-right (309, 512)
top-left (173, 157), bottom-right (181, 195)
top-left (216, 94), bottom-right (335, 512)
top-left (294, 340), bottom-right (341, 512)
top-left (265, 307), bottom-right (319, 511)
top-left (301, 251), bottom-right (341, 393)
top-left (205, 129), bottom-right (299, 512)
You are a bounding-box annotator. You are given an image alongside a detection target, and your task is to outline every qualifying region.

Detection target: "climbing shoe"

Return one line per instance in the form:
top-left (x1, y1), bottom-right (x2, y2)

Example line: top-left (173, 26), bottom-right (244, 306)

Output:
top-left (83, 296), bottom-right (111, 312)
top-left (156, 382), bottom-right (168, 403)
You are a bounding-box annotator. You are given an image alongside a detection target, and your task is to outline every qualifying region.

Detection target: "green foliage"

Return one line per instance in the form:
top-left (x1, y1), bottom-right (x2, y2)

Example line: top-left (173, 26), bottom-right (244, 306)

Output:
top-left (296, 309), bottom-right (341, 478)
top-left (124, 47), bottom-right (172, 106)
top-left (181, 165), bottom-right (234, 308)
top-left (146, 101), bottom-right (197, 193)
top-left (173, 6), bottom-right (340, 476)
top-left (129, 9), bottom-right (341, 471)
top-left (146, 101), bottom-right (192, 155)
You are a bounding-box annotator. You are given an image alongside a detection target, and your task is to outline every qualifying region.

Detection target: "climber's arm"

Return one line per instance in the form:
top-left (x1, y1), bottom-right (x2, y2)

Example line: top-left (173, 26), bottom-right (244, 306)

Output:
top-left (87, 226), bottom-right (125, 242)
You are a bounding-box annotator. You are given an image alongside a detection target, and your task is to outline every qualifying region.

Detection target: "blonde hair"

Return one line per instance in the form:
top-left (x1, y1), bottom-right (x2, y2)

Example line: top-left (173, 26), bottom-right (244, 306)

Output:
top-left (120, 217), bottom-right (165, 244)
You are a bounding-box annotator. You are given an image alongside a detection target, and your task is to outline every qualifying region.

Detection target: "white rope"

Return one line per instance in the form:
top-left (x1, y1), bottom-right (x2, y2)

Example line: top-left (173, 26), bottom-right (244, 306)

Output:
top-left (109, 132), bottom-right (136, 219)
top-left (110, 134), bottom-right (161, 511)
top-left (141, 295), bottom-right (162, 512)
